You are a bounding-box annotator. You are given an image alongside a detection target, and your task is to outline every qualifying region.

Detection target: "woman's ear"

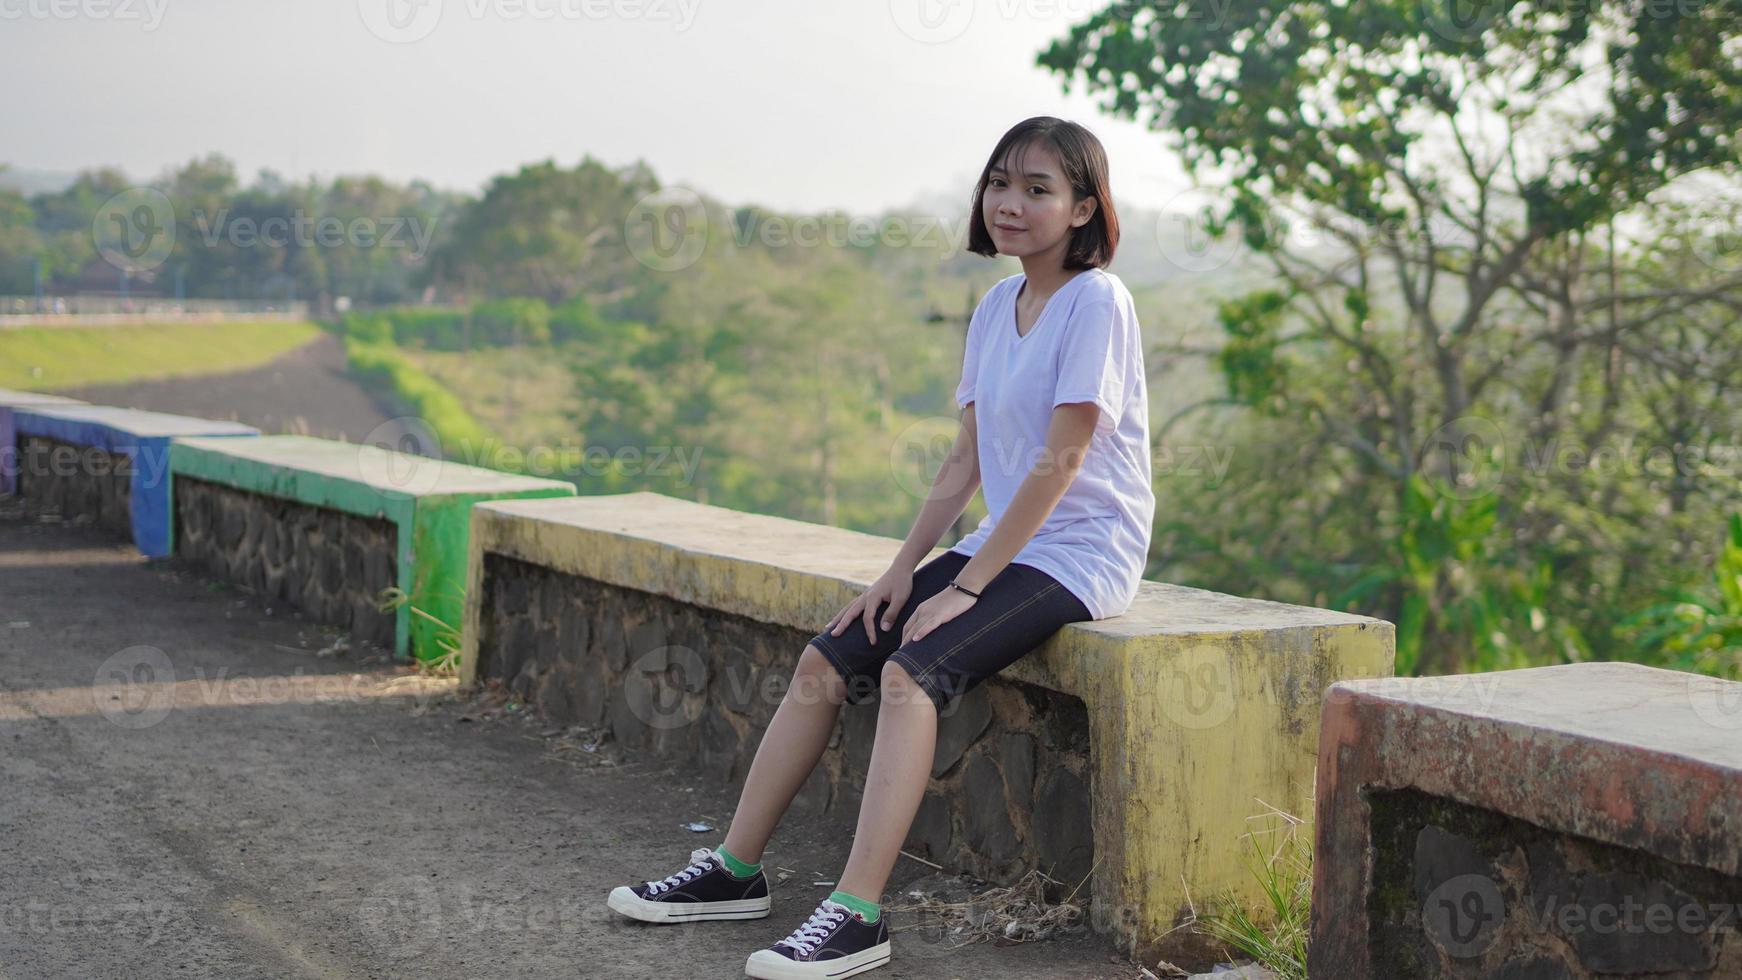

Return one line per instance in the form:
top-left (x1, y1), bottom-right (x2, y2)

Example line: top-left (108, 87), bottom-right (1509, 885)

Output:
top-left (1072, 194), bottom-right (1098, 228)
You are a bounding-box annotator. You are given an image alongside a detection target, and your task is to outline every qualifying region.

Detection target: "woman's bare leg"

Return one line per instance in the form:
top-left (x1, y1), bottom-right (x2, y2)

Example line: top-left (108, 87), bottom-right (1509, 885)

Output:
top-left (721, 644), bottom-right (848, 864)
top-left (834, 661), bottom-right (937, 902)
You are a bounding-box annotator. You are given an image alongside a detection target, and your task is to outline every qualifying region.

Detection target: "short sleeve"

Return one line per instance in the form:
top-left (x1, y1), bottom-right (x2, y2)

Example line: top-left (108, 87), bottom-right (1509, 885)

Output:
top-left (954, 294), bottom-right (988, 409)
top-left (1051, 299), bottom-right (1127, 435)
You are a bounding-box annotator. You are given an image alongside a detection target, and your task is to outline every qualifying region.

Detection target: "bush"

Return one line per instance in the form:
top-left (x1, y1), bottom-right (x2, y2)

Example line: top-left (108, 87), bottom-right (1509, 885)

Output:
top-left (341, 312), bottom-right (394, 345)
top-left (342, 336), bottom-right (493, 461)
top-left (550, 295), bottom-right (609, 344)
top-left (471, 298), bottom-right (550, 346)
top-left (388, 308), bottom-right (468, 349)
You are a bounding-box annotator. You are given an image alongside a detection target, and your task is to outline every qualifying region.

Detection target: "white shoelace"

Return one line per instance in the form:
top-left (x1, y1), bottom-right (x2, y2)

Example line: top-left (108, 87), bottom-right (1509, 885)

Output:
top-left (644, 846), bottom-right (717, 895)
top-left (777, 901), bottom-right (848, 955)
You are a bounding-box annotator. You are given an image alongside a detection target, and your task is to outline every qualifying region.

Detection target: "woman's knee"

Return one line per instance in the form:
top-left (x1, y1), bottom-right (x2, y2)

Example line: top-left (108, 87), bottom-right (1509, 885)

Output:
top-left (879, 659), bottom-right (931, 709)
top-left (793, 643), bottom-right (849, 705)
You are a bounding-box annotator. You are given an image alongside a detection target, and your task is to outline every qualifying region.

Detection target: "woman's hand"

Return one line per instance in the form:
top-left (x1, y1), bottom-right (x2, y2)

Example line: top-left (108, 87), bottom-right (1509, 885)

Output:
top-left (826, 565), bottom-right (915, 645)
top-left (900, 586), bottom-right (976, 646)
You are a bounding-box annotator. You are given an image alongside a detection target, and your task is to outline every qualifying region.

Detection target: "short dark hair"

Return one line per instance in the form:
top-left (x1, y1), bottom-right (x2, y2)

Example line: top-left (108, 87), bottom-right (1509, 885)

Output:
top-left (966, 116), bottom-right (1119, 269)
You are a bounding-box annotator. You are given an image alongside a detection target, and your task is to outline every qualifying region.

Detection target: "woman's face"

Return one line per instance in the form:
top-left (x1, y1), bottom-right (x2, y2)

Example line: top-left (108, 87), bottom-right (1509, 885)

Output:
top-left (982, 140), bottom-right (1095, 258)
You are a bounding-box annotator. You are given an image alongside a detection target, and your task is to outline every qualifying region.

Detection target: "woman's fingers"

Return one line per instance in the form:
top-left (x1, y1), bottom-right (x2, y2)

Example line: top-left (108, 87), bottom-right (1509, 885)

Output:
top-left (879, 595), bottom-right (904, 631)
top-left (861, 597), bottom-right (886, 645)
top-left (829, 596), bottom-right (863, 635)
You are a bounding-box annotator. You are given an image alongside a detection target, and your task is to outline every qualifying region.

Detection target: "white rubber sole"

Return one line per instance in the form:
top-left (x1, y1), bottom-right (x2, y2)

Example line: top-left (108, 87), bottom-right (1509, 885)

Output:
top-left (743, 940), bottom-right (892, 979)
top-left (606, 885), bottom-right (771, 923)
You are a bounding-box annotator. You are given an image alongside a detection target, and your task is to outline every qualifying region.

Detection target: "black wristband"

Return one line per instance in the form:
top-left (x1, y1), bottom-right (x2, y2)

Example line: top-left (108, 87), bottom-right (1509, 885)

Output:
top-left (948, 579), bottom-right (981, 599)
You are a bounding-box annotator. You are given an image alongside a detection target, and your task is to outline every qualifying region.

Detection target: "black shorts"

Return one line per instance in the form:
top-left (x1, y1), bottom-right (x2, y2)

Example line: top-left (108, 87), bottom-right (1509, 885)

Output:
top-left (807, 548), bottom-right (1092, 714)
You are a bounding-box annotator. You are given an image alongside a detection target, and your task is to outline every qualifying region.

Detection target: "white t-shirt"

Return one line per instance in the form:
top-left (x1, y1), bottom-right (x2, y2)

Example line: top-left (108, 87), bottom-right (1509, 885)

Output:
top-left (947, 267), bottom-right (1154, 620)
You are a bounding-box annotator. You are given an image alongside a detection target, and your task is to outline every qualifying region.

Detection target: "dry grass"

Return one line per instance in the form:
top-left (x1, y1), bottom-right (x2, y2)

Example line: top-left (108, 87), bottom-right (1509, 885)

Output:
top-left (885, 862), bottom-right (1096, 949)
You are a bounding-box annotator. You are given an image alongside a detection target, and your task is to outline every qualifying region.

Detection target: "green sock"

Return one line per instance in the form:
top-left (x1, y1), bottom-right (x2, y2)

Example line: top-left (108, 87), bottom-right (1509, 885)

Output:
top-left (828, 888), bottom-right (880, 923)
top-left (716, 843), bottom-right (761, 879)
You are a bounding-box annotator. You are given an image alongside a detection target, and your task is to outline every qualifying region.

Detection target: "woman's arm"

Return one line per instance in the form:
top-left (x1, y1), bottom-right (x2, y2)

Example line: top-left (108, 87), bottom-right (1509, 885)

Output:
top-left (951, 401), bottom-right (1099, 592)
top-left (890, 404), bottom-right (984, 572)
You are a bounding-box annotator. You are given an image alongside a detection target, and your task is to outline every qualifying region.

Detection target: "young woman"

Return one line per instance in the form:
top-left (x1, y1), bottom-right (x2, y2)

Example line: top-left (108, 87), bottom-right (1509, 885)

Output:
top-left (607, 115), bottom-right (1154, 979)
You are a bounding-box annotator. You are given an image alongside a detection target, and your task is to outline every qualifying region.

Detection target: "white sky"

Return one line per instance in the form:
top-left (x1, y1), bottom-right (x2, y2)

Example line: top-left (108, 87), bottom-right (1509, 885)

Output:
top-left (0, 0), bottom-right (1196, 215)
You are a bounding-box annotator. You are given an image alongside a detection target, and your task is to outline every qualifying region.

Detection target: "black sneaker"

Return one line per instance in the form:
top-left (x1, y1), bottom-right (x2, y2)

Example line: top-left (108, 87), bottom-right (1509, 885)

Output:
top-left (606, 846), bottom-right (771, 923)
top-left (744, 897), bottom-right (891, 979)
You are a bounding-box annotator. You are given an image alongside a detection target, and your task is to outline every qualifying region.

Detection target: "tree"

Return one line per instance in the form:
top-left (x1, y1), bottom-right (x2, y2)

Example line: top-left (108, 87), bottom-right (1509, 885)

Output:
top-left (1040, 0), bottom-right (1742, 672)
top-left (426, 156), bottom-right (661, 304)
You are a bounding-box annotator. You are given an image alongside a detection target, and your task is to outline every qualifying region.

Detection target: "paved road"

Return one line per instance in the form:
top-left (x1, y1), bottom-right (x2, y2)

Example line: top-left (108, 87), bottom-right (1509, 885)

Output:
top-left (0, 501), bottom-right (1144, 979)
top-left (53, 331), bottom-right (426, 450)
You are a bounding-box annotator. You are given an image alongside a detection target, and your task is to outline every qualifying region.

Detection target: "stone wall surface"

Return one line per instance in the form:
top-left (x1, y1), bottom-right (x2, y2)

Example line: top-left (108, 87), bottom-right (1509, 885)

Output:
top-left (172, 475), bottom-right (398, 650)
top-left (17, 435), bottom-right (132, 539)
top-left (1313, 662), bottom-right (1742, 979)
top-left (475, 552), bottom-right (1098, 900)
top-left (1369, 787), bottom-right (1742, 978)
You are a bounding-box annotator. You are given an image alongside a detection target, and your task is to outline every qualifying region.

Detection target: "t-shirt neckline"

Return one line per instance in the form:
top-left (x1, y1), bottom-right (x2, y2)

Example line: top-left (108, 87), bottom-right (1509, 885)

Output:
top-left (1010, 269), bottom-right (1094, 344)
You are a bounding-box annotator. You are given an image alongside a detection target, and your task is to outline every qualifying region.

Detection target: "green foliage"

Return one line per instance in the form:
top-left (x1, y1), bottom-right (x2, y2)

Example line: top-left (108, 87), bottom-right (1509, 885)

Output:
top-left (340, 304), bottom-right (556, 351)
top-left (374, 585), bottom-right (464, 673)
top-left (549, 295), bottom-right (610, 345)
top-left (1216, 289), bottom-right (1289, 410)
top-left (1038, 0), bottom-right (1742, 232)
top-left (1617, 514), bottom-right (1742, 679)
top-left (342, 335), bottom-right (493, 462)
top-left (384, 308), bottom-right (468, 348)
top-left (340, 311), bottom-right (394, 345)
top-left (1, 155), bottom-right (462, 305)
top-left (427, 156), bottom-right (660, 304)
top-left (1193, 807), bottom-right (1312, 980)
top-left (1326, 473), bottom-right (1590, 676)
top-left (470, 297), bottom-right (550, 346)
top-left (1045, 0), bottom-right (1742, 677)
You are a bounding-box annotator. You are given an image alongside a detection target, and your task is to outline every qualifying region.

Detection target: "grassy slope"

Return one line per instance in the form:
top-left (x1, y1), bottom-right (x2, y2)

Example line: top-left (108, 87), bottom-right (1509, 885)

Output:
top-left (0, 321), bottom-right (325, 390)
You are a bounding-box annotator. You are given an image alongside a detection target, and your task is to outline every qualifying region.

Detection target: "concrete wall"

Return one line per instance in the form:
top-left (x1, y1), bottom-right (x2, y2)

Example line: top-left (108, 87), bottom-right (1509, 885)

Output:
top-left (173, 475), bottom-right (400, 651)
top-left (475, 550), bottom-right (1100, 899)
top-left (461, 491), bottom-right (1397, 965)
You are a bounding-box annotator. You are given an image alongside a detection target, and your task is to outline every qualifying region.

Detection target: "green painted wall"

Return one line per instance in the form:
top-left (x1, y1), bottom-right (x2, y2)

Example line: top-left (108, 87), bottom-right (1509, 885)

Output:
top-left (169, 434), bottom-right (575, 662)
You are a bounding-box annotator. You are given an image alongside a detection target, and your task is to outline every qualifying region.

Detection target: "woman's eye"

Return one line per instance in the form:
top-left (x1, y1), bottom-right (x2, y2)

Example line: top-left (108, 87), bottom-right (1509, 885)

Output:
top-left (1029, 187), bottom-right (1046, 195)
